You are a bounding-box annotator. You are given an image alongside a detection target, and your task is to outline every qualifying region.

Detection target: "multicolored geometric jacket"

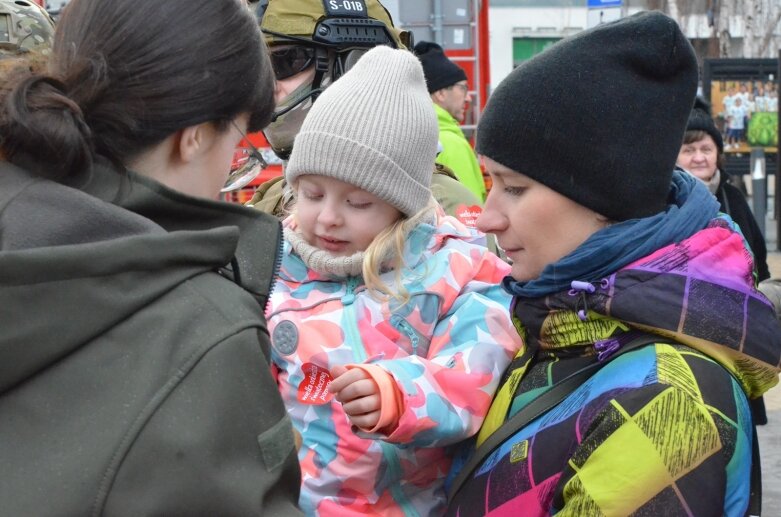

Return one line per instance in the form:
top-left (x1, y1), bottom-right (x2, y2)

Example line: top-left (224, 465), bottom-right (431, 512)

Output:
top-left (267, 212), bottom-right (522, 516)
top-left (447, 216), bottom-right (781, 516)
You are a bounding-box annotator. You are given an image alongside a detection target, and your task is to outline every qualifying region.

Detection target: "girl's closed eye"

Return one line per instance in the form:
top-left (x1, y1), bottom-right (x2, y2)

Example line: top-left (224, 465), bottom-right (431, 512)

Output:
top-left (503, 185), bottom-right (526, 196)
top-left (347, 198), bottom-right (373, 209)
top-left (302, 188), bottom-right (323, 201)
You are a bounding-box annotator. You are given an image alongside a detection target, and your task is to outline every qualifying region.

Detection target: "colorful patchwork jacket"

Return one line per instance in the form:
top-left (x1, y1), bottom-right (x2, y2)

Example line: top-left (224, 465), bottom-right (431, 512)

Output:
top-left (447, 217), bottom-right (781, 516)
top-left (266, 212), bottom-right (522, 516)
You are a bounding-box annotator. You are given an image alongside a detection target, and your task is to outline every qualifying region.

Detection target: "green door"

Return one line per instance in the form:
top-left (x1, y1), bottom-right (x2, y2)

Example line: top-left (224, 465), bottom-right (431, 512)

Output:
top-left (513, 37), bottom-right (560, 67)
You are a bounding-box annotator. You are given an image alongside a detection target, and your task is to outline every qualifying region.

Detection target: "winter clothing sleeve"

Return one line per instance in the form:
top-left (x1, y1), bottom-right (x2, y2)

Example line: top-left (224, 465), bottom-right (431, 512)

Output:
top-left (373, 255), bottom-right (519, 448)
top-left (247, 175), bottom-right (291, 219)
top-left (102, 328), bottom-right (302, 516)
top-left (347, 364), bottom-right (404, 433)
top-left (431, 164), bottom-right (483, 219)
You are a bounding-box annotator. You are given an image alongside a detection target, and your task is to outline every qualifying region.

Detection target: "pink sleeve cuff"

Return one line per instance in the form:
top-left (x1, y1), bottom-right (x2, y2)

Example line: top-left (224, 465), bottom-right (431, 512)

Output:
top-left (346, 364), bottom-right (403, 434)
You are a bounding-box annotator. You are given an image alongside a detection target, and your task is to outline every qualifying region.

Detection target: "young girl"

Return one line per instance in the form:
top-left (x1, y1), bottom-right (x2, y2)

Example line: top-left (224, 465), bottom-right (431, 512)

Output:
top-left (266, 46), bottom-right (522, 516)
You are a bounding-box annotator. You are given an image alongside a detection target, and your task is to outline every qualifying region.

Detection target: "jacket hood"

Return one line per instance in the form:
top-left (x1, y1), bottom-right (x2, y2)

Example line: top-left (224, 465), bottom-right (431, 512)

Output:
top-left (0, 161), bottom-right (281, 393)
top-left (278, 207), bottom-right (483, 284)
top-left (513, 217), bottom-right (781, 399)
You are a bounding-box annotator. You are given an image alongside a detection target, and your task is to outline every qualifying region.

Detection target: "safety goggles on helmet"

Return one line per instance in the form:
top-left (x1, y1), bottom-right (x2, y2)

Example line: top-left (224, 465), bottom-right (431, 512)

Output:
top-left (269, 45), bottom-right (316, 81)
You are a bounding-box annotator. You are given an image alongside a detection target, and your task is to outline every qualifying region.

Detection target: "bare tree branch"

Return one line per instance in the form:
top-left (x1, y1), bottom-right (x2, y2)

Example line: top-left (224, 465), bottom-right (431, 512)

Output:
top-left (718, 0), bottom-right (737, 57)
top-left (758, 8), bottom-right (781, 57)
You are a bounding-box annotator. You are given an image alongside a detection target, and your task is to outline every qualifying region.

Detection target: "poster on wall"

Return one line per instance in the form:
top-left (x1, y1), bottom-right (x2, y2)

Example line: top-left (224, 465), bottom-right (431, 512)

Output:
top-left (710, 78), bottom-right (779, 154)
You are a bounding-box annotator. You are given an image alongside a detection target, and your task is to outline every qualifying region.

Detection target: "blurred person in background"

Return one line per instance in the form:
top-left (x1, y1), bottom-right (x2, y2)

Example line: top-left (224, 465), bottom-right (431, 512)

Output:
top-left (414, 40), bottom-right (486, 202)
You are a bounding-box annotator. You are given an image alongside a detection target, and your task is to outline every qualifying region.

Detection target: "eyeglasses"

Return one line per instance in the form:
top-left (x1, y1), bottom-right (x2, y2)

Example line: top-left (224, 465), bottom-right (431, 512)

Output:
top-left (450, 82), bottom-right (469, 94)
top-left (269, 45), bottom-right (316, 81)
top-left (221, 120), bottom-right (268, 193)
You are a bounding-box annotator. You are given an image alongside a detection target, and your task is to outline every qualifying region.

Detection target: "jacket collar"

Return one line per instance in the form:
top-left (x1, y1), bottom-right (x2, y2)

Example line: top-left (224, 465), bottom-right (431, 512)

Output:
top-left (80, 161), bottom-right (282, 305)
top-left (513, 222), bottom-right (781, 398)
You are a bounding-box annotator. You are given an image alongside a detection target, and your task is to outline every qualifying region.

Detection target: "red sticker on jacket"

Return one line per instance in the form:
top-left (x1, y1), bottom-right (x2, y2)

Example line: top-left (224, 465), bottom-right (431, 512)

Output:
top-left (297, 363), bottom-right (334, 405)
top-left (455, 204), bottom-right (482, 228)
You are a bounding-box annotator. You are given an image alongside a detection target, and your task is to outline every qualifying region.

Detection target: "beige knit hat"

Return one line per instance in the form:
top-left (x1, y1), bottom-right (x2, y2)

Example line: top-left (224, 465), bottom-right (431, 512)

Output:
top-left (285, 45), bottom-right (438, 217)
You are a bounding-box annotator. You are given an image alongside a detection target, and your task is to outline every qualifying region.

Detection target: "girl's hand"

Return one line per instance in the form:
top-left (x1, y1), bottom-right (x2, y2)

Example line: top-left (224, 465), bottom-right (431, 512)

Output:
top-left (330, 365), bottom-right (381, 430)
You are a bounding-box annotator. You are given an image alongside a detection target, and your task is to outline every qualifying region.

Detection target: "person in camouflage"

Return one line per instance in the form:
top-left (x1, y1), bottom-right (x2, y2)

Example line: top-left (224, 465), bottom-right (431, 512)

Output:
top-left (245, 0), bottom-right (496, 251)
top-left (0, 0), bottom-right (54, 57)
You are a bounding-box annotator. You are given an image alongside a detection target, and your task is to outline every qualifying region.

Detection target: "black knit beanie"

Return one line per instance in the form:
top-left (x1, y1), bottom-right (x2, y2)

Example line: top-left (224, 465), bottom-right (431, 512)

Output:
top-left (686, 108), bottom-right (724, 153)
top-left (476, 11), bottom-right (698, 221)
top-left (414, 41), bottom-right (468, 93)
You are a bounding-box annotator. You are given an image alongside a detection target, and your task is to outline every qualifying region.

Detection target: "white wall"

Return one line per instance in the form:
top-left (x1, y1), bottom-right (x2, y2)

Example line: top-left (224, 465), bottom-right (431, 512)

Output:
top-left (488, 7), bottom-right (657, 90)
top-left (488, 7), bottom-right (755, 90)
top-left (488, 7), bottom-right (585, 90)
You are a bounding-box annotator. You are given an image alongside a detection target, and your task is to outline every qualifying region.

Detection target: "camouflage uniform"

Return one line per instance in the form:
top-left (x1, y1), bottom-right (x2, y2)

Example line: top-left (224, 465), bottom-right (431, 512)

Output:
top-left (0, 0), bottom-right (54, 57)
top-left (257, 0), bottom-right (408, 48)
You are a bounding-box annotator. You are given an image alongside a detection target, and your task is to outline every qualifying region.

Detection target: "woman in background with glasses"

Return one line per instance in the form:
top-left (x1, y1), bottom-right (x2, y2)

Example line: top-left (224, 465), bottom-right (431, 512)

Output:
top-left (0, 0), bottom-right (301, 514)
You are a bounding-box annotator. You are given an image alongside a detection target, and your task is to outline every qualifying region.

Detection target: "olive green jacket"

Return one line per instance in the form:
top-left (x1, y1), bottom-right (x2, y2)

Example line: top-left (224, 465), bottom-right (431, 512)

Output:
top-left (0, 161), bottom-right (302, 516)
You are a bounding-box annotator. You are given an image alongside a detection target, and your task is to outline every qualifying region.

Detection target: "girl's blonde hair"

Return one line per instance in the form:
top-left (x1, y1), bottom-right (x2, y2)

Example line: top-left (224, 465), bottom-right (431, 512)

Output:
top-left (362, 196), bottom-right (438, 305)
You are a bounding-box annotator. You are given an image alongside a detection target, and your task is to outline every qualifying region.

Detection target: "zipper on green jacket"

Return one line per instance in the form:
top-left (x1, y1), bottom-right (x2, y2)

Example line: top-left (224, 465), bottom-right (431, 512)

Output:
top-left (264, 223), bottom-right (285, 315)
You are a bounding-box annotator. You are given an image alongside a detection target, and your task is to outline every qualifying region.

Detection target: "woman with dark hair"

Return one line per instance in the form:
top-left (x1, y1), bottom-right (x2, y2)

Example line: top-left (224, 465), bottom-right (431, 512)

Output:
top-left (0, 0), bottom-right (301, 514)
top-left (446, 11), bottom-right (780, 516)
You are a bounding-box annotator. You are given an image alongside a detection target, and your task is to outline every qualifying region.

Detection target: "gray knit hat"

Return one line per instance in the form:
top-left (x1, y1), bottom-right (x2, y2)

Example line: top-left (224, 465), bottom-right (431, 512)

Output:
top-left (285, 45), bottom-right (438, 217)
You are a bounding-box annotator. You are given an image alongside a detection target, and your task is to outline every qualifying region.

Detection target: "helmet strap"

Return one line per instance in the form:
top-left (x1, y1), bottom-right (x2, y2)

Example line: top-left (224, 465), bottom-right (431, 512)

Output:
top-left (310, 45), bottom-right (330, 99)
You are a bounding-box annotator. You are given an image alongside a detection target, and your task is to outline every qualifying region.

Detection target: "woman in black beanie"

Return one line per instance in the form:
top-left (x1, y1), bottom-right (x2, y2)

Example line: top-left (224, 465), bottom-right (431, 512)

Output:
top-left (446, 11), bottom-right (781, 516)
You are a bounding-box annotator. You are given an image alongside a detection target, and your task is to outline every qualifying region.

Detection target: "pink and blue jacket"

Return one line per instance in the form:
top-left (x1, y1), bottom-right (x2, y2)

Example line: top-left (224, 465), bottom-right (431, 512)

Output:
top-left (266, 212), bottom-right (522, 516)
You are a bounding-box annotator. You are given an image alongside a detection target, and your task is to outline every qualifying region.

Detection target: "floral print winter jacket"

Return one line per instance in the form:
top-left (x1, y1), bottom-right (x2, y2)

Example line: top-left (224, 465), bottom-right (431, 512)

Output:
top-left (266, 212), bottom-right (522, 516)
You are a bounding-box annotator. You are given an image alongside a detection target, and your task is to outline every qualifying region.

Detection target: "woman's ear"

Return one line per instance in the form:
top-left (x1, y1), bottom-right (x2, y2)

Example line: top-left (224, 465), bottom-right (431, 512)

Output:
top-left (176, 123), bottom-right (208, 164)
